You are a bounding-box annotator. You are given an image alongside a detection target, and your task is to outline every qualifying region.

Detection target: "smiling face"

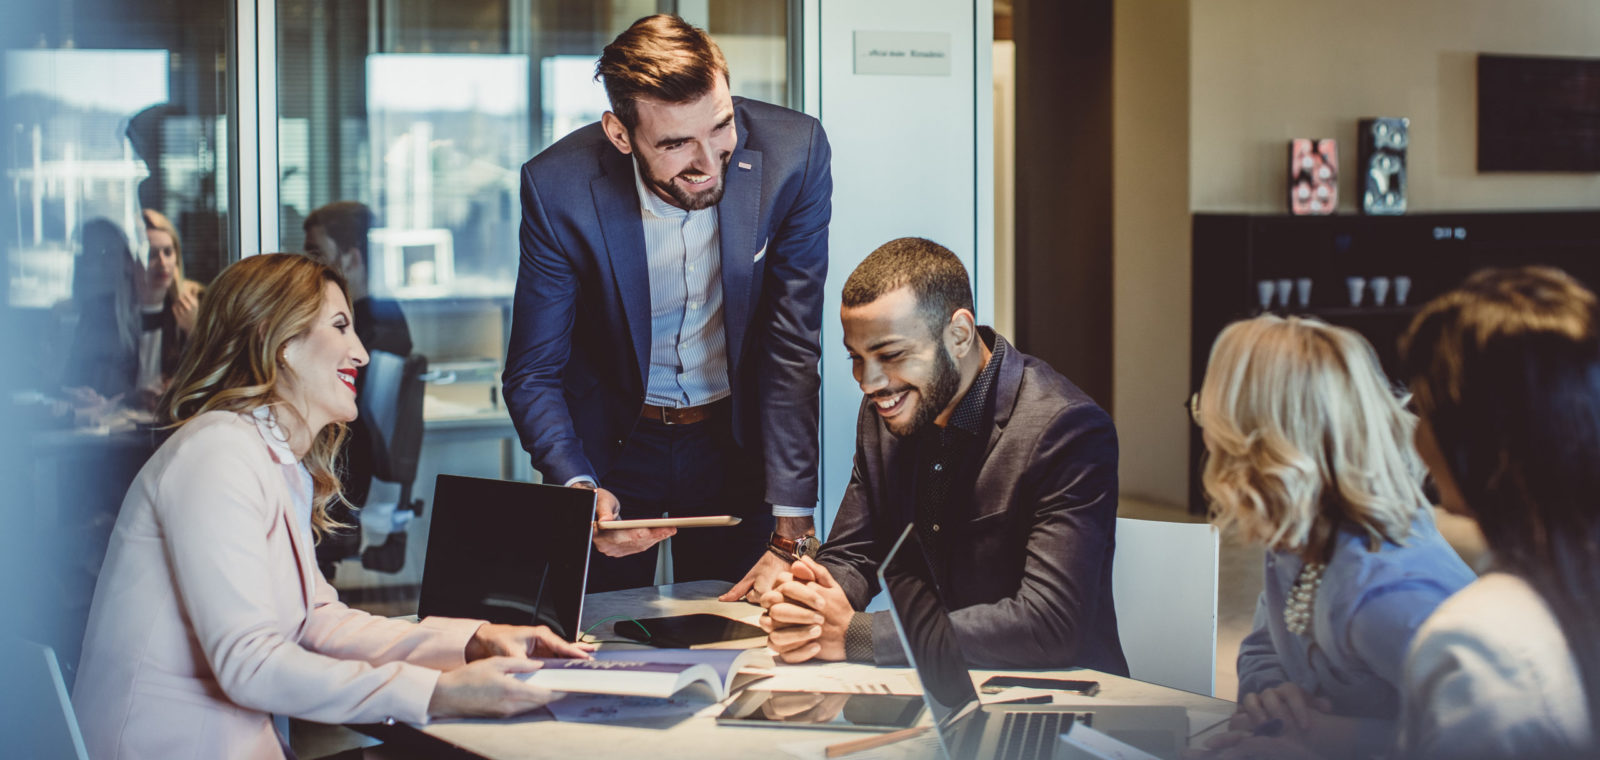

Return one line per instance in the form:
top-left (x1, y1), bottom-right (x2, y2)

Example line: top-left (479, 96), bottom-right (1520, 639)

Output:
top-left (146, 228), bottom-right (178, 293)
top-left (603, 76), bottom-right (736, 211)
top-left (843, 286), bottom-right (963, 438)
top-left (277, 281), bottom-right (369, 434)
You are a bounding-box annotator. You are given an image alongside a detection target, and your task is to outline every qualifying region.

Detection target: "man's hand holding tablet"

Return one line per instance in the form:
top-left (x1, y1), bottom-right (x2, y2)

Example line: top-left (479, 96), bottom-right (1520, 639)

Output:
top-left (574, 480), bottom-right (740, 557)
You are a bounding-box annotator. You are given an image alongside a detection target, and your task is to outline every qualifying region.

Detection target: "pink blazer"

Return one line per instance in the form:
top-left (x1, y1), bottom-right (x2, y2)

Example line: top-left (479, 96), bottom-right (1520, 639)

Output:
top-left (72, 410), bottom-right (482, 760)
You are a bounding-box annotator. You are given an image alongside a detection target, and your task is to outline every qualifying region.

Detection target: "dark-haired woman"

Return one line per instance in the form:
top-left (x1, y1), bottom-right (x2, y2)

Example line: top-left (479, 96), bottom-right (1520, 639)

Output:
top-left (1394, 265), bottom-right (1599, 757)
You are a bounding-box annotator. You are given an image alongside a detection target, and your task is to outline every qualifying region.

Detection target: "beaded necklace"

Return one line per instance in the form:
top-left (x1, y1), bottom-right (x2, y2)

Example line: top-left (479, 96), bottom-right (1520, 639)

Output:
top-left (1283, 561), bottom-right (1327, 637)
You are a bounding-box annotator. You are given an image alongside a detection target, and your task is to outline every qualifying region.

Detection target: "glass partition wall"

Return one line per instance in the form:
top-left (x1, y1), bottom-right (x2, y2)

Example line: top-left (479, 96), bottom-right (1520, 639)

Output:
top-left (0, 0), bottom-right (794, 678)
top-left (1, 0), bottom-right (235, 677)
top-left (275, 0), bottom-right (794, 608)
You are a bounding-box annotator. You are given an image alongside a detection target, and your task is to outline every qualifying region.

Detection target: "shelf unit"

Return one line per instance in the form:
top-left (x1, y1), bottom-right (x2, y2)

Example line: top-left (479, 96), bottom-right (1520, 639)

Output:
top-left (1187, 210), bottom-right (1600, 513)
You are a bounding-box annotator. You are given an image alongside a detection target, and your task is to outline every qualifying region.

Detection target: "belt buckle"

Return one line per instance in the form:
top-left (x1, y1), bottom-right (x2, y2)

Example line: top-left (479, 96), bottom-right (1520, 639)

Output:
top-left (660, 406), bottom-right (677, 425)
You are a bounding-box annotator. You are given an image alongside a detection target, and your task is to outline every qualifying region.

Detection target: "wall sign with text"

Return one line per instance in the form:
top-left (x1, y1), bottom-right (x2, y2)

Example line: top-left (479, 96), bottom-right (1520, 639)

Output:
top-left (853, 31), bottom-right (952, 76)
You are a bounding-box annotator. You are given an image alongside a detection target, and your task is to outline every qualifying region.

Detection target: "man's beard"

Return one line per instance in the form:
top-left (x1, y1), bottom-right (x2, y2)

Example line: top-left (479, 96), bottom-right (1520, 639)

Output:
top-left (886, 346), bottom-right (962, 438)
top-left (642, 151), bottom-right (732, 211)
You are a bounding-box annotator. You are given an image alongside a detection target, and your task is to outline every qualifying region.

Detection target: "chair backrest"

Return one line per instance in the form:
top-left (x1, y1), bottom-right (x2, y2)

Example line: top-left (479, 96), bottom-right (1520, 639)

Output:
top-left (357, 350), bottom-right (428, 485)
top-left (1112, 517), bottom-right (1219, 696)
top-left (0, 638), bottom-right (89, 760)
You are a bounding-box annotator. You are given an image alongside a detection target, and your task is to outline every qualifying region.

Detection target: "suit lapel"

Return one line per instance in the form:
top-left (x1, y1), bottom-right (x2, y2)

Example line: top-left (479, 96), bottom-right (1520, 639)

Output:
top-left (718, 109), bottom-right (762, 377)
top-left (983, 332), bottom-right (1023, 462)
top-left (592, 147), bottom-right (651, 391)
top-left (273, 465), bottom-right (316, 617)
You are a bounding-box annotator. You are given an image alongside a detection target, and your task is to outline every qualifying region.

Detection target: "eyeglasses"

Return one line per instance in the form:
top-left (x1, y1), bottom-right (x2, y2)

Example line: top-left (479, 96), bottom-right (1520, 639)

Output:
top-left (1185, 392), bottom-right (1202, 427)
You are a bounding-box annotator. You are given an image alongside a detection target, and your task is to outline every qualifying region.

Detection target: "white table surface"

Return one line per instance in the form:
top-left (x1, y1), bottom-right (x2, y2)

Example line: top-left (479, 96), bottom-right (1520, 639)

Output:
top-left (385, 581), bottom-right (1235, 759)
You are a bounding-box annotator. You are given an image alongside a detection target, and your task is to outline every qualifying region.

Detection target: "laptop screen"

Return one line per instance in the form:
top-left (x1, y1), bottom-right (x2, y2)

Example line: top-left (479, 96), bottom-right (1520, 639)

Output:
top-left (418, 475), bottom-right (595, 640)
top-left (879, 525), bottom-right (982, 725)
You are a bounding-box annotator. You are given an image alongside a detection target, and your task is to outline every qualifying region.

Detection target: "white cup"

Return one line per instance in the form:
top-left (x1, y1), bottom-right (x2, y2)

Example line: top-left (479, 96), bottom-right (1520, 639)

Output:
top-left (1258, 280), bottom-right (1275, 311)
top-left (1371, 277), bottom-right (1392, 308)
top-left (1276, 279), bottom-right (1293, 310)
top-left (1295, 278), bottom-right (1313, 308)
top-left (1395, 276), bottom-right (1413, 306)
top-left (1346, 277), bottom-right (1366, 308)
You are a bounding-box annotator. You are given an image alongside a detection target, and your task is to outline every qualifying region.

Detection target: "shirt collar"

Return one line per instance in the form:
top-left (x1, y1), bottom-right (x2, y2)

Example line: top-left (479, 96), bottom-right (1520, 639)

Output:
top-left (251, 405), bottom-right (299, 465)
top-left (632, 157), bottom-right (695, 221)
top-left (946, 330), bottom-right (1006, 435)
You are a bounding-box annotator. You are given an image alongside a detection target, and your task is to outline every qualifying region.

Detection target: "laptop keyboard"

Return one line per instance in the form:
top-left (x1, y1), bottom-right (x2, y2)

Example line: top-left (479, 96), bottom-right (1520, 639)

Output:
top-left (996, 712), bottom-right (1074, 760)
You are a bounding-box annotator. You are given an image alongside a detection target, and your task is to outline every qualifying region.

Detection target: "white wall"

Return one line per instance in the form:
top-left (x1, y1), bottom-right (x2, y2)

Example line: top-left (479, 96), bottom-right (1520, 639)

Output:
top-left (804, 0), bottom-right (993, 534)
top-left (992, 39), bottom-right (1016, 340)
top-left (1112, 0), bottom-right (1191, 508)
top-left (1191, 0), bottom-right (1600, 213)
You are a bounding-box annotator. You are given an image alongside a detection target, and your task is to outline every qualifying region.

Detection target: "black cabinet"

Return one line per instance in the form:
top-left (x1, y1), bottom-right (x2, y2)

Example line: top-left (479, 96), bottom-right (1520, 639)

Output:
top-left (1187, 210), bottom-right (1600, 513)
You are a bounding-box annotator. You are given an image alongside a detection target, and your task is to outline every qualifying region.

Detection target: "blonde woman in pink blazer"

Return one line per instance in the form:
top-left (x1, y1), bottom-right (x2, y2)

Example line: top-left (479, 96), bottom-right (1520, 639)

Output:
top-left (72, 253), bottom-right (590, 759)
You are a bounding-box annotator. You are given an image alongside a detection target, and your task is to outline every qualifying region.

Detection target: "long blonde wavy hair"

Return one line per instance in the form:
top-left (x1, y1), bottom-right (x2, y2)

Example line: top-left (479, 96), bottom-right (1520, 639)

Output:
top-left (161, 253), bottom-right (352, 539)
top-left (1197, 315), bottom-right (1427, 559)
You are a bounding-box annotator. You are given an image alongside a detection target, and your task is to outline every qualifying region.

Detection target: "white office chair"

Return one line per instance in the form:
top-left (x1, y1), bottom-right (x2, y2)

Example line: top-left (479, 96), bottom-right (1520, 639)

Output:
top-left (1112, 517), bottom-right (1220, 696)
top-left (1, 638), bottom-right (89, 760)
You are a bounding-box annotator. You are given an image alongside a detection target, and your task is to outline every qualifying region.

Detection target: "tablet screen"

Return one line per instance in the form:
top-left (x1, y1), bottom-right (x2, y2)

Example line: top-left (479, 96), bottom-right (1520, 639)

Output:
top-left (716, 691), bottom-right (925, 731)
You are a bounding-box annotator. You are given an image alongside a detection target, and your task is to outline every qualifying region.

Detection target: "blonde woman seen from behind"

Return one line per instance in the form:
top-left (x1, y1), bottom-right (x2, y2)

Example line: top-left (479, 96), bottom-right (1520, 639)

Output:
top-left (72, 253), bottom-right (590, 760)
top-left (1194, 315), bottom-right (1474, 758)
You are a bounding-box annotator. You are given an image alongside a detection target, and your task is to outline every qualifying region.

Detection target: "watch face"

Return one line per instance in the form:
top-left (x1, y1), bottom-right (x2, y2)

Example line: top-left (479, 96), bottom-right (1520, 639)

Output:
top-left (798, 535), bottom-right (821, 557)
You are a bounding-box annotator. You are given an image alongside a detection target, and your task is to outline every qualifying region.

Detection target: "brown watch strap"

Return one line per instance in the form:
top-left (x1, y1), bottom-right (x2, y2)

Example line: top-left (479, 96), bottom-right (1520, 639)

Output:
top-left (768, 532), bottom-right (817, 559)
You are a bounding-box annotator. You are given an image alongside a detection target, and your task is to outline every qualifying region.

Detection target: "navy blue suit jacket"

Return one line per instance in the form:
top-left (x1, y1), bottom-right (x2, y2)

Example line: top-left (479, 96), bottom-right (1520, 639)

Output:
top-left (817, 332), bottom-right (1129, 673)
top-left (503, 98), bottom-right (830, 509)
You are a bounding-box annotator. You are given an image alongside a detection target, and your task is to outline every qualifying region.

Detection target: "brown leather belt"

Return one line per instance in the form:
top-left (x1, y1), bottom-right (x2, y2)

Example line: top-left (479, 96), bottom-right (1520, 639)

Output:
top-left (640, 399), bottom-right (724, 425)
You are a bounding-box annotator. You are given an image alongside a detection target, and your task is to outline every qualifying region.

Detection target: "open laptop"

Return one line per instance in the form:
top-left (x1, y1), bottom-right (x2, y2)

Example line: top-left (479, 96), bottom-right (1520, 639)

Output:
top-left (879, 525), bottom-right (1189, 760)
top-left (419, 475), bottom-right (595, 641)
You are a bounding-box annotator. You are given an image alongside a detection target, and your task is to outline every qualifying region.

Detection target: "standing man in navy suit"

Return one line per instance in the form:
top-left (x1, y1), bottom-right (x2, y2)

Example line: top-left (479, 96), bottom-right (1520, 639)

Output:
top-left (504, 15), bottom-right (831, 594)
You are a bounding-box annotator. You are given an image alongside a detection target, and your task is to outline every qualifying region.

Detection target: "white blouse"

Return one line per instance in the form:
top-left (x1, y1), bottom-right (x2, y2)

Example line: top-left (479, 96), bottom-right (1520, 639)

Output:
top-left (1398, 572), bottom-right (1592, 758)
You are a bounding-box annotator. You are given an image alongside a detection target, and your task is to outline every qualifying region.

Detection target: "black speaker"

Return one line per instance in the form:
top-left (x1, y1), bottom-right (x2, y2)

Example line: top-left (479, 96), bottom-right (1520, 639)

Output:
top-left (1359, 117), bottom-right (1408, 215)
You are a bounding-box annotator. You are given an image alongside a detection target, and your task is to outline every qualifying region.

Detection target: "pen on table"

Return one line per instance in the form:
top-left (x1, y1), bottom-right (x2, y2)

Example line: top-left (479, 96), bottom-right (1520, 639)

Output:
top-left (824, 726), bottom-right (930, 758)
top-left (987, 694), bottom-right (1052, 706)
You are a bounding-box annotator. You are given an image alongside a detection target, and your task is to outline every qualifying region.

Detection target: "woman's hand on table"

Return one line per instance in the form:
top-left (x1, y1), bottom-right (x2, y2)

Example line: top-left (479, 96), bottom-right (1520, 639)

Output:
top-left (428, 657), bottom-right (562, 719)
top-left (1235, 682), bottom-right (1331, 733)
top-left (465, 623), bottom-right (593, 662)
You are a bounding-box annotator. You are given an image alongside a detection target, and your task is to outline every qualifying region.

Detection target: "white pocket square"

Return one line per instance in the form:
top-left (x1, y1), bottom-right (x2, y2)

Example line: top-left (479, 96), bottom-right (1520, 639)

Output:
top-left (753, 242), bottom-right (768, 263)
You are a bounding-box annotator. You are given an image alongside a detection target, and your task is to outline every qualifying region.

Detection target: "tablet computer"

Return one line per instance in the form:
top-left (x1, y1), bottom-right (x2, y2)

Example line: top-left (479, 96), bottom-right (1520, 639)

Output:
top-left (716, 691), bottom-right (926, 732)
top-left (613, 613), bottom-right (766, 647)
top-left (596, 515), bottom-right (741, 529)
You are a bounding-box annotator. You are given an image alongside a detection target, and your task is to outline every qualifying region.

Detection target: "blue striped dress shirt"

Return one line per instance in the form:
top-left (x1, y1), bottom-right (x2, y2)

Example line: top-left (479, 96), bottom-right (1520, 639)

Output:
top-left (633, 159), bottom-right (733, 408)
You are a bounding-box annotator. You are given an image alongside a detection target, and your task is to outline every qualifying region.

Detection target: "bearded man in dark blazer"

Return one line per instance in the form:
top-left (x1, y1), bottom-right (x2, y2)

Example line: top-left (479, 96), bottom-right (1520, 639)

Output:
top-left (758, 237), bottom-right (1128, 673)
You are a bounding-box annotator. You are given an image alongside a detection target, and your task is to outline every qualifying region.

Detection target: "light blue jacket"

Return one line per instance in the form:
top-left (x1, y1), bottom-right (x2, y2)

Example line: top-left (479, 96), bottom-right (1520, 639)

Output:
top-left (1237, 508), bottom-right (1476, 719)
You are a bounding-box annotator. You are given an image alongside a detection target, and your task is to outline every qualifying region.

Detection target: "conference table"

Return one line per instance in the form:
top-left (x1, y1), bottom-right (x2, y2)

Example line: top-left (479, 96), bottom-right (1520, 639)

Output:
top-left (362, 581), bottom-right (1235, 759)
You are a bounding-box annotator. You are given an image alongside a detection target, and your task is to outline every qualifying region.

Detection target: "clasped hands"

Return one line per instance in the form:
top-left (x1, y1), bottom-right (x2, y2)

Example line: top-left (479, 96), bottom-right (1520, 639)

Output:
top-left (757, 556), bottom-right (854, 663)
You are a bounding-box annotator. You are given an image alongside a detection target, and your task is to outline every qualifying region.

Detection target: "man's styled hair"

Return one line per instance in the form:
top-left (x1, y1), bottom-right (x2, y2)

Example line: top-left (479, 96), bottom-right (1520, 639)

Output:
top-left (596, 14), bottom-right (730, 131)
top-left (842, 237), bottom-right (975, 340)
top-left (304, 201), bottom-right (376, 261)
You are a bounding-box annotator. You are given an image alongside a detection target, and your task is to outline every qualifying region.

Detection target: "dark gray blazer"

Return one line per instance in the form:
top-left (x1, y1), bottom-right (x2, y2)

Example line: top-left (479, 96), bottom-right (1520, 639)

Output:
top-left (817, 333), bottom-right (1128, 673)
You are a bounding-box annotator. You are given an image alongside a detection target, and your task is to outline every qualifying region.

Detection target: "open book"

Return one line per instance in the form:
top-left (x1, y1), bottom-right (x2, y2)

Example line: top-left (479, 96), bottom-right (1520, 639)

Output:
top-left (520, 648), bottom-right (772, 701)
